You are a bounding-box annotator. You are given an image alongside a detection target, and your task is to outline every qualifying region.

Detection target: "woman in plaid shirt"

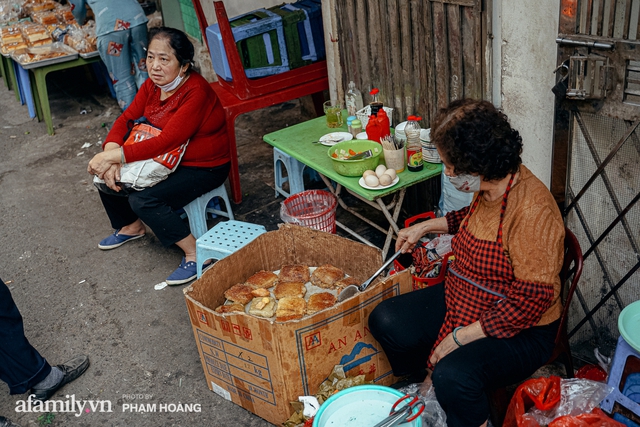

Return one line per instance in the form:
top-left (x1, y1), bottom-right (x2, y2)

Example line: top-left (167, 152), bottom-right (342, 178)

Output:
top-left (369, 99), bottom-right (565, 427)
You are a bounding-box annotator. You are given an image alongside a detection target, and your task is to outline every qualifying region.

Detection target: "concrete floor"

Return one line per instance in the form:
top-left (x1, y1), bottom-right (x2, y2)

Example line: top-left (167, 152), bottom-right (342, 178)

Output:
top-left (0, 64), bottom-right (413, 426)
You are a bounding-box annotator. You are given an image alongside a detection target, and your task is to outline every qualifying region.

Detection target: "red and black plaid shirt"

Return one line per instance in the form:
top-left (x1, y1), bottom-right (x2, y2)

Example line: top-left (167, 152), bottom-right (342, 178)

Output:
top-left (428, 176), bottom-right (554, 367)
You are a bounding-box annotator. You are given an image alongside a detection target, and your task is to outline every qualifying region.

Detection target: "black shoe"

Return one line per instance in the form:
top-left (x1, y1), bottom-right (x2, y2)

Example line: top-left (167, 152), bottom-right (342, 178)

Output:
top-left (30, 355), bottom-right (90, 401)
top-left (390, 368), bottom-right (428, 390)
top-left (0, 416), bottom-right (22, 427)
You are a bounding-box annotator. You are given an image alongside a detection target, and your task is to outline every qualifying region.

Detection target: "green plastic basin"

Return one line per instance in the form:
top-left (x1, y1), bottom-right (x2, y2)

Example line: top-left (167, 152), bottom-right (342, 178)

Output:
top-left (327, 140), bottom-right (382, 177)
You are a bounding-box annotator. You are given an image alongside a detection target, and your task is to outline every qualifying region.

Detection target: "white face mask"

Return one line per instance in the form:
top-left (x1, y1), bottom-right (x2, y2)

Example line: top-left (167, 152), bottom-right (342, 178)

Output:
top-left (448, 173), bottom-right (481, 193)
top-left (157, 66), bottom-right (186, 92)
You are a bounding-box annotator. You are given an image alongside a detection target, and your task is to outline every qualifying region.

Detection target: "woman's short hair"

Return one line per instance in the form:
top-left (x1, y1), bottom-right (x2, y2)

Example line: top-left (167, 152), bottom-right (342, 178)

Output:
top-left (148, 27), bottom-right (195, 67)
top-left (431, 99), bottom-right (523, 181)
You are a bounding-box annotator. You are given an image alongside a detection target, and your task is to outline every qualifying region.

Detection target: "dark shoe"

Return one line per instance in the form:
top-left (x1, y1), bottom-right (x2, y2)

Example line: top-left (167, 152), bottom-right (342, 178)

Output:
top-left (390, 368), bottom-right (428, 390)
top-left (30, 355), bottom-right (90, 401)
top-left (98, 229), bottom-right (145, 250)
top-left (0, 416), bottom-right (22, 427)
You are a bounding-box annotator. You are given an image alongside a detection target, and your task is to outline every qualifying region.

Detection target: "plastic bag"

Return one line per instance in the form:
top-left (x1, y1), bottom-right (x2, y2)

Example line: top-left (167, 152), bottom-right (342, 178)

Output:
top-left (504, 376), bottom-right (617, 427)
top-left (549, 408), bottom-right (626, 427)
top-left (398, 382), bottom-right (447, 427)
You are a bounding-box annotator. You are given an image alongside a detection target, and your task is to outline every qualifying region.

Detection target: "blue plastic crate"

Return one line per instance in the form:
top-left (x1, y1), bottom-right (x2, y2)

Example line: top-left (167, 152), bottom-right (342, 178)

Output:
top-left (279, 3), bottom-right (317, 62)
top-left (292, 0), bottom-right (325, 60)
top-left (206, 8), bottom-right (289, 81)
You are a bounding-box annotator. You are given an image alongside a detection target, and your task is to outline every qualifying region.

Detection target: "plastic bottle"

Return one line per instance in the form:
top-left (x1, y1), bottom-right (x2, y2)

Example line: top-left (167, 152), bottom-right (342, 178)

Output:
top-left (405, 115), bottom-right (423, 172)
top-left (345, 81), bottom-right (364, 116)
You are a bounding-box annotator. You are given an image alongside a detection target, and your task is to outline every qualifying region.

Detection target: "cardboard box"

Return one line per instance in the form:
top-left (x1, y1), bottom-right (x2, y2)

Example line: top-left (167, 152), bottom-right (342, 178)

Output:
top-left (183, 225), bottom-right (412, 425)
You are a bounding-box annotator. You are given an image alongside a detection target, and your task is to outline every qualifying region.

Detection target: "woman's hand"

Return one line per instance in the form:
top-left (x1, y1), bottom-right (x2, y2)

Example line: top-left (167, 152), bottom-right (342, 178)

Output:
top-left (88, 144), bottom-right (121, 178)
top-left (429, 322), bottom-right (486, 366)
top-left (103, 164), bottom-right (122, 192)
top-left (395, 222), bottom-right (428, 253)
top-left (429, 332), bottom-right (459, 366)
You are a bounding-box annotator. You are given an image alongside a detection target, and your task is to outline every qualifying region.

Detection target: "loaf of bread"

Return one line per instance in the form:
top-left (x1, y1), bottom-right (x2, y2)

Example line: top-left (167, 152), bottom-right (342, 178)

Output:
top-left (275, 297), bottom-right (306, 322)
top-left (224, 283), bottom-right (256, 305)
top-left (278, 264), bottom-right (310, 283)
top-left (311, 264), bottom-right (345, 289)
top-left (273, 282), bottom-right (306, 299)
top-left (306, 292), bottom-right (337, 315)
top-left (248, 297), bottom-right (277, 318)
top-left (245, 270), bottom-right (278, 289)
top-left (215, 303), bottom-right (245, 314)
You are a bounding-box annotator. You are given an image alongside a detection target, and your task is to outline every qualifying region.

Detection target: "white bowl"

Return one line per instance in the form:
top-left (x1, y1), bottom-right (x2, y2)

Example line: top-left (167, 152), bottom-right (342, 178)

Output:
top-left (355, 132), bottom-right (368, 140)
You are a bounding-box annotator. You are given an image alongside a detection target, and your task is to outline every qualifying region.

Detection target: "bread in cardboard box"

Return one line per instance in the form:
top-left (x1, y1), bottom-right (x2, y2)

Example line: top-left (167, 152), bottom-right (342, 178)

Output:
top-left (215, 303), bottom-right (245, 314)
top-left (273, 282), bottom-right (306, 299)
top-left (306, 292), bottom-right (337, 315)
top-left (278, 264), bottom-right (310, 284)
top-left (224, 283), bottom-right (255, 305)
top-left (245, 270), bottom-right (278, 289)
top-left (310, 264), bottom-right (345, 289)
top-left (275, 297), bottom-right (306, 322)
top-left (248, 297), bottom-right (277, 318)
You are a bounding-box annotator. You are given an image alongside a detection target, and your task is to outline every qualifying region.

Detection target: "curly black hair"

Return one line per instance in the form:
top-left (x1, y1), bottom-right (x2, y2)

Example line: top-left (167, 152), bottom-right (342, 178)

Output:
top-left (431, 99), bottom-right (522, 181)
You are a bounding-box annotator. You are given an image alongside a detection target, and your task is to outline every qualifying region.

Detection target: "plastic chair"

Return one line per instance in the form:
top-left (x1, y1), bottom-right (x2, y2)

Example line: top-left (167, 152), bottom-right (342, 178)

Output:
top-left (601, 336), bottom-right (640, 420)
top-left (192, 0), bottom-right (328, 204)
top-left (489, 227), bottom-right (584, 426)
top-left (195, 220), bottom-right (267, 277)
top-left (274, 147), bottom-right (307, 198)
top-left (182, 183), bottom-right (234, 239)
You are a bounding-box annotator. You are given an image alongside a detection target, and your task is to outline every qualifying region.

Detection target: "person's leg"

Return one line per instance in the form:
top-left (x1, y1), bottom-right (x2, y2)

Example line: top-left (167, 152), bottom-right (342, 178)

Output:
top-left (97, 30), bottom-right (138, 110)
top-left (129, 23), bottom-right (148, 89)
top-left (368, 284), bottom-right (446, 376)
top-left (431, 321), bottom-right (558, 427)
top-left (98, 189), bottom-right (145, 234)
top-left (0, 278), bottom-right (51, 394)
top-left (128, 163), bottom-right (231, 249)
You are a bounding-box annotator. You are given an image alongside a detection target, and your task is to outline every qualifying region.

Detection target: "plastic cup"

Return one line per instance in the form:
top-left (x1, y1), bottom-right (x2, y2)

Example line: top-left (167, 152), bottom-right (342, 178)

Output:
top-left (383, 148), bottom-right (405, 173)
top-left (324, 101), bottom-right (343, 128)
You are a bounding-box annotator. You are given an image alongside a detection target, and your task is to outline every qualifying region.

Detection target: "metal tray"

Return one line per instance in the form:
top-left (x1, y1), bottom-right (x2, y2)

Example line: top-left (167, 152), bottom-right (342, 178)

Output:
top-left (79, 50), bottom-right (99, 59)
top-left (11, 42), bottom-right (78, 69)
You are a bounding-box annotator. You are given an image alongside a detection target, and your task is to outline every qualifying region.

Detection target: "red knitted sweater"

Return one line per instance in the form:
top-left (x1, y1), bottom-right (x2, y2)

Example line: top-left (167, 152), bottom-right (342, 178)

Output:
top-left (104, 72), bottom-right (230, 168)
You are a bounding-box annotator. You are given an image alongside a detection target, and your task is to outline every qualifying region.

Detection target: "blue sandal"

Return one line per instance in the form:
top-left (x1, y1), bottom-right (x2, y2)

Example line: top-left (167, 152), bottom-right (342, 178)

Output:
top-left (98, 230), bottom-right (145, 250)
top-left (166, 258), bottom-right (213, 286)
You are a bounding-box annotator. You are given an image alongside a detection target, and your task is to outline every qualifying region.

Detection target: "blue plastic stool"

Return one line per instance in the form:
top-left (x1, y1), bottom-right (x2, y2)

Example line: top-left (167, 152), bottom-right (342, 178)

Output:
top-left (274, 147), bottom-right (308, 198)
top-left (182, 183), bottom-right (234, 239)
top-left (196, 220), bottom-right (267, 277)
top-left (601, 336), bottom-right (640, 419)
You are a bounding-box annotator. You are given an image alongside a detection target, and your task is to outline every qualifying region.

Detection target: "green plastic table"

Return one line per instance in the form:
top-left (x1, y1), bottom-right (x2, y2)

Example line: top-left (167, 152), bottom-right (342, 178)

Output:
top-left (27, 55), bottom-right (102, 135)
top-left (263, 113), bottom-right (442, 258)
top-left (1, 54), bottom-right (20, 101)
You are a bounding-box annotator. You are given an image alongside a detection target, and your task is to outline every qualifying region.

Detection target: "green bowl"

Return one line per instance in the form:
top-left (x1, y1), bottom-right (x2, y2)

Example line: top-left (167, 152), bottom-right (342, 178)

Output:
top-left (327, 140), bottom-right (382, 176)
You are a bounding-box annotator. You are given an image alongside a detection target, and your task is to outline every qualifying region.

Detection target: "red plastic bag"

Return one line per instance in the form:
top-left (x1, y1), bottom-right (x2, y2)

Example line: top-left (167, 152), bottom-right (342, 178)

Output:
top-left (548, 408), bottom-right (625, 427)
top-left (503, 376), bottom-right (562, 427)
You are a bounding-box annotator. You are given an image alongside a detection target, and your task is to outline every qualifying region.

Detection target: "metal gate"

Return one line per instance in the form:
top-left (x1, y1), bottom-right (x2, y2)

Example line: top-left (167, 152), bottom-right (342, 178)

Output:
top-left (552, 0), bottom-right (640, 351)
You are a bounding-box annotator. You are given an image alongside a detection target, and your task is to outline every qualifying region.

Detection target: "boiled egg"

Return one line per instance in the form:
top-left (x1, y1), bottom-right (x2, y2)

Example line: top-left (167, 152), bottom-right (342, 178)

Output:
top-left (362, 170), bottom-right (376, 178)
top-left (379, 174), bottom-right (392, 186)
top-left (375, 164), bottom-right (387, 178)
top-left (364, 175), bottom-right (380, 187)
top-left (384, 169), bottom-right (397, 180)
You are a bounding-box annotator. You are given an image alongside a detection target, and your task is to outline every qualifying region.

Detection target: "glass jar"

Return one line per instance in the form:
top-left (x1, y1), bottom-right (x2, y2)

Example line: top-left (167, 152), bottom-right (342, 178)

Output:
top-left (405, 115), bottom-right (423, 172)
top-left (351, 119), bottom-right (362, 137)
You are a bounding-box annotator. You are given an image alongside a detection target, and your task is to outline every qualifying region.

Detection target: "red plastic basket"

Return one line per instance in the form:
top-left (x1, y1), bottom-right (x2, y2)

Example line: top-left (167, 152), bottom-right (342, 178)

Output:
top-left (281, 190), bottom-right (337, 233)
top-left (394, 251), bottom-right (453, 290)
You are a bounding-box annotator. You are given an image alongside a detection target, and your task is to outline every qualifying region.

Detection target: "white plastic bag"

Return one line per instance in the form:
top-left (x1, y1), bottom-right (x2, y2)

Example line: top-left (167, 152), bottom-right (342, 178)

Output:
top-left (398, 382), bottom-right (447, 427)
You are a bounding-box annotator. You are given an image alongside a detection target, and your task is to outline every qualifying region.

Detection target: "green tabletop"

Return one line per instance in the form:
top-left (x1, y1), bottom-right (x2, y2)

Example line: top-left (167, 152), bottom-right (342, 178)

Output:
top-left (262, 112), bottom-right (442, 201)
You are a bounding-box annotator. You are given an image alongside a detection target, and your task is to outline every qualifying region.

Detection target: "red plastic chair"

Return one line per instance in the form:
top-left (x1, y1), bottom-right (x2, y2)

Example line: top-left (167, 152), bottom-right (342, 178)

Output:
top-left (489, 227), bottom-right (584, 426)
top-left (192, 0), bottom-right (329, 203)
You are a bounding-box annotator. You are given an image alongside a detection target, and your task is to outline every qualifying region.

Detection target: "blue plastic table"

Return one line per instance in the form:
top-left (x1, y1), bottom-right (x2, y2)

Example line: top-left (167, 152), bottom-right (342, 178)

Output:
top-left (263, 114), bottom-right (442, 258)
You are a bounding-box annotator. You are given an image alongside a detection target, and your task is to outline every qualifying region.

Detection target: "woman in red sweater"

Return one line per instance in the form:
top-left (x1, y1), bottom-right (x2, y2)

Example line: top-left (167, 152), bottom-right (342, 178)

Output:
top-left (87, 27), bottom-right (230, 285)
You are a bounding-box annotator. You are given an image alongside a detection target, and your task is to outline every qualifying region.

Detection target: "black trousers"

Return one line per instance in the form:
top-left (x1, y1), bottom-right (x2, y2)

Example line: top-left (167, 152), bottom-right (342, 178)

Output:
top-left (98, 163), bottom-right (230, 247)
top-left (0, 278), bottom-right (51, 395)
top-left (368, 284), bottom-right (558, 427)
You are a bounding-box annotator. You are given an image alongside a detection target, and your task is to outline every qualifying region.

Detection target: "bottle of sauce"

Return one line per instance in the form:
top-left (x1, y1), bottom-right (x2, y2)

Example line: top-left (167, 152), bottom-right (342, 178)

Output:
top-left (405, 115), bottom-right (423, 172)
top-left (369, 88), bottom-right (383, 117)
top-left (345, 81), bottom-right (364, 116)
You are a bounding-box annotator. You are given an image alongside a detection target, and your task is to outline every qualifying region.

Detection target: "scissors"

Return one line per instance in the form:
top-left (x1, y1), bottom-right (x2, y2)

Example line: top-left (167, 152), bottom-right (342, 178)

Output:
top-left (372, 393), bottom-right (425, 427)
